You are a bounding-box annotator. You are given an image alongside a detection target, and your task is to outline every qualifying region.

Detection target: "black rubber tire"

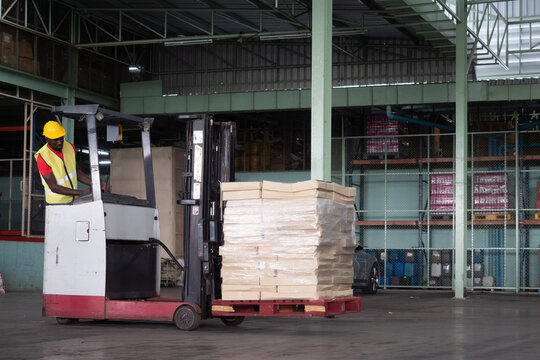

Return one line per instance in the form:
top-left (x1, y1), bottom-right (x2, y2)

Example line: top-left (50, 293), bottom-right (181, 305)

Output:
top-left (220, 316), bottom-right (245, 327)
top-left (174, 305), bottom-right (201, 331)
top-left (56, 317), bottom-right (79, 325)
top-left (363, 264), bottom-right (380, 295)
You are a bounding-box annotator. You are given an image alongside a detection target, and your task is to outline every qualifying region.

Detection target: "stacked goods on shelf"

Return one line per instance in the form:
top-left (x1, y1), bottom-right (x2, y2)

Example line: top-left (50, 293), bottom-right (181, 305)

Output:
top-left (429, 250), bottom-right (441, 286)
top-left (383, 250), bottom-right (422, 287)
top-left (221, 180), bottom-right (357, 300)
top-left (440, 250), bottom-right (452, 287)
top-left (17, 38), bottom-right (37, 74)
top-left (430, 174), bottom-right (454, 217)
top-left (364, 114), bottom-right (409, 158)
top-left (0, 32), bottom-right (16, 67)
top-left (466, 250), bottom-right (493, 287)
top-left (473, 172), bottom-right (514, 217)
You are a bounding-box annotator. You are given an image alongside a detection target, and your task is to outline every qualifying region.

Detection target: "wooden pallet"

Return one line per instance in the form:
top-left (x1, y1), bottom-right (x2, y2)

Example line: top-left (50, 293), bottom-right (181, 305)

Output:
top-left (212, 298), bottom-right (362, 317)
top-left (473, 213), bottom-right (513, 221)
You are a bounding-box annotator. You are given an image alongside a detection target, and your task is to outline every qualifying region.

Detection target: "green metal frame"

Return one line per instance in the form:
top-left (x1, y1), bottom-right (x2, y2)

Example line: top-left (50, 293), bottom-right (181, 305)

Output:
top-left (0, 66), bottom-right (119, 109)
top-left (311, 0), bottom-right (332, 182)
top-left (455, 0), bottom-right (468, 299)
top-left (120, 80), bottom-right (540, 115)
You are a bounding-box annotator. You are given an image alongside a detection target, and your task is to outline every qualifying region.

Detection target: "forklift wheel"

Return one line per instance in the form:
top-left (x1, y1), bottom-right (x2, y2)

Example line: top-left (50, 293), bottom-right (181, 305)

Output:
top-left (220, 316), bottom-right (245, 327)
top-left (56, 317), bottom-right (79, 325)
top-left (174, 305), bottom-right (201, 331)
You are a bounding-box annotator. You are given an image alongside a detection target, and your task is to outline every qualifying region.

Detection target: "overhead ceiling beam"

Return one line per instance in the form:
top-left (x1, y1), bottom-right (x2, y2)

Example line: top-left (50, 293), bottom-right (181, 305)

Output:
top-left (246, 0), bottom-right (309, 30)
top-left (197, 0), bottom-right (262, 32)
top-left (157, 0), bottom-right (228, 35)
top-left (356, 0), bottom-right (420, 43)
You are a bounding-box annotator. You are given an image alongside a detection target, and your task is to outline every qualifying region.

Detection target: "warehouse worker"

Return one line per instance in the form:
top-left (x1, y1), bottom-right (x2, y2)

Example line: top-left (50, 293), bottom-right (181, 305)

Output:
top-left (35, 121), bottom-right (108, 204)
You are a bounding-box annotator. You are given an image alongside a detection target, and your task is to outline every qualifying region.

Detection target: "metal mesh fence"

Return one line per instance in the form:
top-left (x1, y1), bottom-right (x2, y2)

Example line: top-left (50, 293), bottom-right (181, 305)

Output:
top-left (332, 127), bottom-right (540, 292)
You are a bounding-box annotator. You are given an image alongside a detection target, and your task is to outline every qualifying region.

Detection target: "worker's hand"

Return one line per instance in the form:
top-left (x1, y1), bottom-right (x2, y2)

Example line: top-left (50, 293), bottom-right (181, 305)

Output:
top-left (81, 187), bottom-right (92, 195)
top-left (101, 181), bottom-right (111, 193)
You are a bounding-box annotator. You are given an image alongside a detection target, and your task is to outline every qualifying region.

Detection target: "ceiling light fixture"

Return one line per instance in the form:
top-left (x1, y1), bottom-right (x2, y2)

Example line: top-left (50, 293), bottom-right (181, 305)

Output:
top-left (164, 38), bottom-right (213, 46)
top-left (259, 32), bottom-right (311, 41)
top-left (333, 29), bottom-right (368, 37)
top-left (260, 29), bottom-right (368, 41)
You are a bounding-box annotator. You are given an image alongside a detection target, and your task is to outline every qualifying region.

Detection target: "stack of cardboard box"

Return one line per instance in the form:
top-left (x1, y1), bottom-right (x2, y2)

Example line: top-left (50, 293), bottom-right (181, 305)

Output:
top-left (18, 39), bottom-right (35, 74)
top-left (0, 32), bottom-right (16, 67)
top-left (220, 180), bottom-right (357, 300)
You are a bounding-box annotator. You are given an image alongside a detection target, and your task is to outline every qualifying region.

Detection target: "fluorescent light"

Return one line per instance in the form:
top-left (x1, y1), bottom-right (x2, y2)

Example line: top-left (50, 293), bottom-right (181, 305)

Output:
top-left (260, 29), bottom-right (368, 41)
top-left (164, 38), bottom-right (213, 46)
top-left (128, 66), bottom-right (141, 73)
top-left (333, 29), bottom-right (368, 37)
top-left (99, 160), bottom-right (111, 165)
top-left (260, 33), bottom-right (311, 41)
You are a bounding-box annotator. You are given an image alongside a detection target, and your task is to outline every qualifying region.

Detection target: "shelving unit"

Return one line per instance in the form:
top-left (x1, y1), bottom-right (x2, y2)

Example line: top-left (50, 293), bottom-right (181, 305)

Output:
top-left (335, 123), bottom-right (540, 292)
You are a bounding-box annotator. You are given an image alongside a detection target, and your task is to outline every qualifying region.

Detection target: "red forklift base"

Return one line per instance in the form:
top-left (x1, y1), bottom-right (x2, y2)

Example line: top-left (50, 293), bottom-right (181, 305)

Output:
top-left (43, 294), bottom-right (201, 322)
top-left (212, 297), bottom-right (361, 317)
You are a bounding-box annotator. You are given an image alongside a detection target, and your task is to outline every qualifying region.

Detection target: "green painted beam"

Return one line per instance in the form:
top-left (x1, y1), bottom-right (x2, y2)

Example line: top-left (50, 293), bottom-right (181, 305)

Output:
top-left (0, 66), bottom-right (119, 109)
top-left (121, 82), bottom-right (540, 115)
top-left (0, 66), bottom-right (69, 99)
top-left (310, 0), bottom-right (333, 181)
top-left (454, 0), bottom-right (468, 299)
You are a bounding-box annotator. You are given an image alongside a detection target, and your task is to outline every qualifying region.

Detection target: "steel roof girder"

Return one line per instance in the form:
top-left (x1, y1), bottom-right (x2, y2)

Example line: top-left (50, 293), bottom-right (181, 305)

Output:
top-left (197, 0), bottom-right (262, 32)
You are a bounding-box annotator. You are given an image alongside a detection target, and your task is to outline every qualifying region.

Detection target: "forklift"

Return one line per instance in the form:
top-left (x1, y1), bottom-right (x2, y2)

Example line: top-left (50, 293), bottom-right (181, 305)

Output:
top-left (42, 105), bottom-right (361, 331)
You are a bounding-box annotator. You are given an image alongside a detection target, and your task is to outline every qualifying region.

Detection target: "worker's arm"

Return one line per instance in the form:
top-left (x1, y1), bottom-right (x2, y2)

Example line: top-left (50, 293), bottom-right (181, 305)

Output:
top-left (76, 163), bottom-right (92, 186)
top-left (76, 163), bottom-right (111, 192)
top-left (41, 172), bottom-right (92, 196)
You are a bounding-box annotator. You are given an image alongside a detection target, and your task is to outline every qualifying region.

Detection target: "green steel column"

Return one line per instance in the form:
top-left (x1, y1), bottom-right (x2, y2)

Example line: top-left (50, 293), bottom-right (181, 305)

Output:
top-left (454, 0), bottom-right (468, 299)
top-left (311, 0), bottom-right (332, 181)
top-left (61, 93), bottom-right (75, 144)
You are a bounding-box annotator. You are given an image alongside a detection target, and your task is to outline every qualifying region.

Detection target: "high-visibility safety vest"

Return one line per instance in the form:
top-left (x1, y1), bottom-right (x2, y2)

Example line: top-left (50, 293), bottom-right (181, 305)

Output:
top-left (34, 142), bottom-right (78, 204)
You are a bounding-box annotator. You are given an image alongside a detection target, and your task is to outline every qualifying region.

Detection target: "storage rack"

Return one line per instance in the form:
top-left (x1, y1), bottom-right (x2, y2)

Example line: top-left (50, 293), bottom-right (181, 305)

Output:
top-left (335, 120), bottom-right (540, 292)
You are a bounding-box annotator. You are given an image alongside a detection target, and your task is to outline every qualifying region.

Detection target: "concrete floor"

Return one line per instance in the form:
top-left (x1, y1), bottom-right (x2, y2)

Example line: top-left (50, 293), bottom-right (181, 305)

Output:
top-left (0, 290), bottom-right (539, 360)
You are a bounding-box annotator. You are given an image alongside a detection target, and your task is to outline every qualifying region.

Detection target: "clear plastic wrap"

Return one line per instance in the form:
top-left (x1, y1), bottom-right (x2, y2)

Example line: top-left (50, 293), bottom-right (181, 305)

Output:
top-left (221, 196), bottom-right (356, 300)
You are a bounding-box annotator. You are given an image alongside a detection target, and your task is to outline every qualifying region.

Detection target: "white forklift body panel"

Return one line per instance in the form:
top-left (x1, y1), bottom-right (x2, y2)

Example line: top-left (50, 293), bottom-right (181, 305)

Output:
top-left (103, 203), bottom-right (159, 241)
top-left (42, 105), bottom-right (165, 320)
top-left (43, 200), bottom-right (107, 297)
top-left (43, 201), bottom-right (160, 297)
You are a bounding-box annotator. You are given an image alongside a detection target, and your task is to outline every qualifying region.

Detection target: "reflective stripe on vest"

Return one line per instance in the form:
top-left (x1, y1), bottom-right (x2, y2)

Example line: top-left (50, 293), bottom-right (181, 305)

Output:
top-left (35, 142), bottom-right (78, 204)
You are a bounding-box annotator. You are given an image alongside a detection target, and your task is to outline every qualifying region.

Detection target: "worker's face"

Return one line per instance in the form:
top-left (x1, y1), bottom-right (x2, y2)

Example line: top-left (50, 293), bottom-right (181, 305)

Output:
top-left (46, 136), bottom-right (64, 152)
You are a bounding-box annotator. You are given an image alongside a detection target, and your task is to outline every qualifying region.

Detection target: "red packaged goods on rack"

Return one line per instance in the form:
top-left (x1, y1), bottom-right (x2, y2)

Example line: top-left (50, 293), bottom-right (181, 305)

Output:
top-left (473, 173), bottom-right (506, 184)
top-left (472, 172), bottom-right (513, 213)
top-left (430, 174), bottom-right (454, 216)
top-left (364, 114), bottom-right (408, 157)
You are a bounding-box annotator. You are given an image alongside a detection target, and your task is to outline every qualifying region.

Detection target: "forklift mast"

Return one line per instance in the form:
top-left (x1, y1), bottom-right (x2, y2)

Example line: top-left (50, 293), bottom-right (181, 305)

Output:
top-left (181, 114), bottom-right (235, 318)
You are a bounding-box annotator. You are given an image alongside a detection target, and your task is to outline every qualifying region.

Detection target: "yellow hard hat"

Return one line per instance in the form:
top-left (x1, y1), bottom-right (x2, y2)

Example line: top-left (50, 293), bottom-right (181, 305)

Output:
top-left (43, 121), bottom-right (66, 139)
